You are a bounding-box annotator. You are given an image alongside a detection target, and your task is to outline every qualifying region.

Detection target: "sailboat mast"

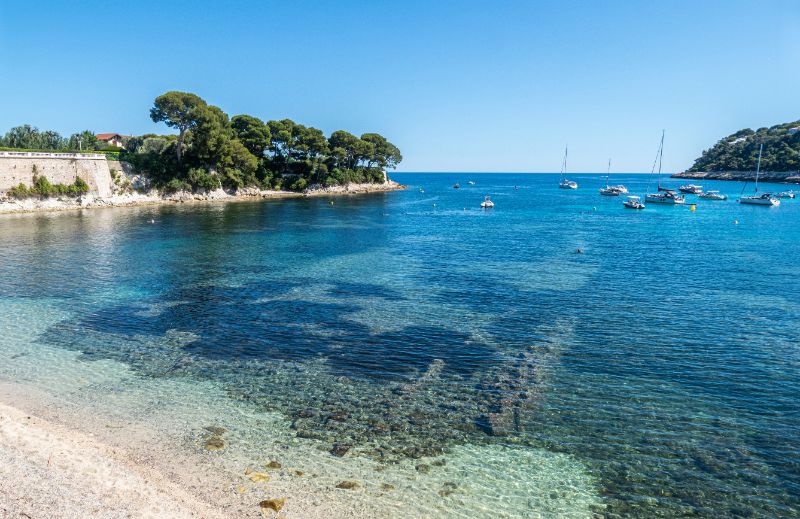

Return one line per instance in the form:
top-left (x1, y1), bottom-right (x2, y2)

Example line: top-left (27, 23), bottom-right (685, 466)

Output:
top-left (607, 158), bottom-right (611, 187)
top-left (657, 130), bottom-right (665, 187)
top-left (755, 143), bottom-right (763, 193)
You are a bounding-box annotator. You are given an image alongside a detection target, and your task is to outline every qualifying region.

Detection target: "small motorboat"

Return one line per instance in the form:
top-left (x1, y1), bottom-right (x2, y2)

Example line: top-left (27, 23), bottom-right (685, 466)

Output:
top-left (609, 185), bottom-right (628, 194)
top-left (739, 193), bottom-right (780, 206)
top-left (623, 195), bottom-right (645, 209)
top-left (480, 195), bottom-right (494, 208)
top-left (645, 190), bottom-right (686, 204)
top-left (776, 191), bottom-right (796, 199)
top-left (453, 183), bottom-right (460, 189)
top-left (679, 184), bottom-right (703, 194)
top-left (599, 187), bottom-right (621, 196)
top-left (467, 180), bottom-right (475, 185)
top-left (699, 190), bottom-right (728, 200)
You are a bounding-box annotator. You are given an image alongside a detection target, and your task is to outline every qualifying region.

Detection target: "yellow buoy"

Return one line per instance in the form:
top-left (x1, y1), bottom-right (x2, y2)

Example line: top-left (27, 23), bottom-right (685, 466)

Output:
top-left (690, 204), bottom-right (696, 212)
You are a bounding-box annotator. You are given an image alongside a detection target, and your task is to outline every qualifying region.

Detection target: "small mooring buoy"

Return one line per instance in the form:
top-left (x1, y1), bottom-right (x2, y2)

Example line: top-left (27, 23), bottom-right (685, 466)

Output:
top-left (690, 204), bottom-right (696, 212)
top-left (575, 248), bottom-right (584, 254)
top-left (734, 219), bottom-right (739, 225)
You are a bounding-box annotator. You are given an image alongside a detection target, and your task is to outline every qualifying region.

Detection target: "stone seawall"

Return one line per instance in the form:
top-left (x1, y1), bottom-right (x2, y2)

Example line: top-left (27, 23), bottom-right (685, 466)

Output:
top-left (0, 152), bottom-right (113, 197)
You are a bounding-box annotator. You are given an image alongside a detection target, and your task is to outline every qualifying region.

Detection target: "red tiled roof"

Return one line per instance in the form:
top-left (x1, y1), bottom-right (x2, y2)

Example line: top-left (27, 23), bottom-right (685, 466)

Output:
top-left (96, 133), bottom-right (121, 140)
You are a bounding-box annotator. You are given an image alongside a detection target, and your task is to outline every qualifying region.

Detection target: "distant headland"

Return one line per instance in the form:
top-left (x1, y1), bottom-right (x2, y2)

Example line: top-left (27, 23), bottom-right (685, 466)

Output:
top-left (0, 91), bottom-right (404, 213)
top-left (673, 119), bottom-right (800, 183)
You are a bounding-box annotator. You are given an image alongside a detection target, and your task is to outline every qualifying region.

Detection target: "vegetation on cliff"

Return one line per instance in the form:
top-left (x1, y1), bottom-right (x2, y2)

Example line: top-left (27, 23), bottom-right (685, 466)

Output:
top-left (688, 120), bottom-right (800, 172)
top-left (1, 91), bottom-right (402, 193)
top-left (134, 91), bottom-right (401, 192)
top-left (7, 172), bottom-right (89, 199)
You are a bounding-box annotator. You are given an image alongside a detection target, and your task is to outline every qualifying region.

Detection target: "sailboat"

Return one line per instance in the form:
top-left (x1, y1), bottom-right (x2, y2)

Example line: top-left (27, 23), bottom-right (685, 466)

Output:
top-left (739, 144), bottom-right (780, 206)
top-left (558, 146), bottom-right (578, 189)
top-left (599, 159), bottom-right (622, 196)
top-left (645, 130), bottom-right (685, 205)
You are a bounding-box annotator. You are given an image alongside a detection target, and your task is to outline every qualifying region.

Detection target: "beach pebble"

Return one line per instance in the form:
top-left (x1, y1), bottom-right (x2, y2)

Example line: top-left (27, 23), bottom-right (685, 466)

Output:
top-left (248, 472), bottom-right (270, 483)
top-left (336, 480), bottom-right (359, 490)
top-left (259, 498), bottom-right (286, 512)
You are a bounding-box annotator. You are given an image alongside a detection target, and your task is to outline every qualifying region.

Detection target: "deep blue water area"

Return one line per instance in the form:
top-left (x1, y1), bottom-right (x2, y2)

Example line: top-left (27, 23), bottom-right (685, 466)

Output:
top-left (1, 173), bottom-right (798, 517)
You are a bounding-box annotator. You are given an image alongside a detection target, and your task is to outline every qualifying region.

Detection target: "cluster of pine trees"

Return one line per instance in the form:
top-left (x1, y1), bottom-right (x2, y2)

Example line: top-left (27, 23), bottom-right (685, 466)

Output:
top-left (688, 120), bottom-right (800, 172)
top-left (128, 91), bottom-right (402, 192)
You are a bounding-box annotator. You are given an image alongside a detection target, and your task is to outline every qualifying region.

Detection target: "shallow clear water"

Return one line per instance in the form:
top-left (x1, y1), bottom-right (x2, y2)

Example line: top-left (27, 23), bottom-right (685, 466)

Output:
top-left (1, 173), bottom-right (799, 517)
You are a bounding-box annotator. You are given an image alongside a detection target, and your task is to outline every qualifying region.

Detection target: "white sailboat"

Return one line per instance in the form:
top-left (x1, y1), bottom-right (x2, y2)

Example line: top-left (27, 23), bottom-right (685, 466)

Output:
top-left (558, 146), bottom-right (578, 189)
top-left (739, 144), bottom-right (779, 206)
top-left (599, 159), bottom-right (620, 196)
top-left (645, 130), bottom-right (685, 205)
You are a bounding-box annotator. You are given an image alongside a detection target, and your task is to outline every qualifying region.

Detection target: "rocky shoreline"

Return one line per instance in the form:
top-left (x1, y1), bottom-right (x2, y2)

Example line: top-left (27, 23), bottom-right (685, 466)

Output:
top-left (0, 181), bottom-right (405, 215)
top-left (671, 171), bottom-right (800, 184)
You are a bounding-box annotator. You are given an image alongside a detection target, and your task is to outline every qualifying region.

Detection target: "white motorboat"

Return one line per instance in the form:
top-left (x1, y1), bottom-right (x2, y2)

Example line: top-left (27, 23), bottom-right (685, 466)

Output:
top-left (645, 131), bottom-right (685, 204)
top-left (739, 144), bottom-right (780, 206)
top-left (646, 190), bottom-right (686, 204)
top-left (776, 191), bottom-right (796, 199)
top-left (623, 195), bottom-right (645, 209)
top-left (679, 184), bottom-right (703, 194)
top-left (609, 185), bottom-right (628, 194)
top-left (698, 190), bottom-right (728, 200)
top-left (480, 195), bottom-right (494, 208)
top-left (558, 146), bottom-right (578, 189)
top-left (467, 180), bottom-right (476, 185)
top-left (453, 183), bottom-right (460, 189)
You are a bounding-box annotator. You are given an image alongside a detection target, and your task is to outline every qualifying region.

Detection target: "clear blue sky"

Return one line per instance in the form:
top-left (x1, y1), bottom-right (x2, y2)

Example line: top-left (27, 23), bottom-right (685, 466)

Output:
top-left (1, 1), bottom-right (798, 172)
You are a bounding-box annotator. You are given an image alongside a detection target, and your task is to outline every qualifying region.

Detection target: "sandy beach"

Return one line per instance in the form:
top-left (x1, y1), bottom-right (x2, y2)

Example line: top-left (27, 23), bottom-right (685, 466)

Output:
top-left (0, 396), bottom-right (229, 519)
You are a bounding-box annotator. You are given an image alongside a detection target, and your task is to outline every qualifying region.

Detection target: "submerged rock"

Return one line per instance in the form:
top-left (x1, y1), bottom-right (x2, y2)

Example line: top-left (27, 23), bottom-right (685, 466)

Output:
top-left (381, 483), bottom-right (395, 491)
top-left (266, 461), bottom-right (282, 469)
top-left (259, 498), bottom-right (286, 512)
top-left (439, 481), bottom-right (458, 497)
top-left (331, 443), bottom-right (351, 457)
top-left (204, 425), bottom-right (227, 435)
top-left (203, 436), bottom-right (225, 451)
top-left (415, 463), bottom-right (430, 474)
top-left (336, 480), bottom-right (359, 490)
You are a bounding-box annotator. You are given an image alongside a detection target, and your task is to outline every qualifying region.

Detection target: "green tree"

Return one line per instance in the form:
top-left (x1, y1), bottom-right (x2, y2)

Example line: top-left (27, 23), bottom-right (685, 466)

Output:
top-left (68, 131), bottom-right (98, 151)
top-left (150, 91), bottom-right (207, 164)
top-left (231, 114), bottom-right (271, 157)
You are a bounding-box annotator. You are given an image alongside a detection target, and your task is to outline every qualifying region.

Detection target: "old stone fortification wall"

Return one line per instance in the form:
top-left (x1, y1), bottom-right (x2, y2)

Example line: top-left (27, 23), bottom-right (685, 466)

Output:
top-left (0, 152), bottom-right (113, 197)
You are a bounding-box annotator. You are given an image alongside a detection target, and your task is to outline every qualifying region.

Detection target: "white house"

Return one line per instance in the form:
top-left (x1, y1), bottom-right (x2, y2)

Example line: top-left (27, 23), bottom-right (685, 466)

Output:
top-left (96, 133), bottom-right (125, 148)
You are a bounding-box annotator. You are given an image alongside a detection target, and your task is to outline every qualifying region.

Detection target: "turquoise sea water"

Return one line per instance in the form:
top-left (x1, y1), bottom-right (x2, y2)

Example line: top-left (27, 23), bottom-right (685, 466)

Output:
top-left (1, 173), bottom-right (799, 517)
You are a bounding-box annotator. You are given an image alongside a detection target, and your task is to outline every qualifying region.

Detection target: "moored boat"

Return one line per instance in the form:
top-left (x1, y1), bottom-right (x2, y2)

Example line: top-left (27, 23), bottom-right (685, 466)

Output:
top-left (698, 190), bottom-right (728, 200)
top-left (558, 146), bottom-right (578, 189)
top-left (599, 158), bottom-right (623, 196)
top-left (679, 184), bottom-right (703, 194)
top-left (739, 144), bottom-right (779, 206)
top-left (739, 193), bottom-right (780, 206)
top-left (646, 190), bottom-right (686, 204)
top-left (623, 195), bottom-right (645, 209)
top-left (480, 195), bottom-right (494, 208)
top-left (645, 131), bottom-right (685, 204)
top-left (453, 183), bottom-right (460, 189)
top-left (776, 191), bottom-right (796, 199)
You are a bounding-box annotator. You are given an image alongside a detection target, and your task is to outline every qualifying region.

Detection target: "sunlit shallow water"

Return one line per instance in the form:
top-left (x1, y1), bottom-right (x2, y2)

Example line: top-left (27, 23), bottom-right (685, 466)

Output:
top-left (1, 173), bottom-right (798, 518)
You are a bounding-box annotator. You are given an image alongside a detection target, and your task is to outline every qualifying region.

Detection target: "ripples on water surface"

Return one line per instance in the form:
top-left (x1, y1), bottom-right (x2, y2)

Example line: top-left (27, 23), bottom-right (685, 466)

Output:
top-left (1, 173), bottom-right (799, 518)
